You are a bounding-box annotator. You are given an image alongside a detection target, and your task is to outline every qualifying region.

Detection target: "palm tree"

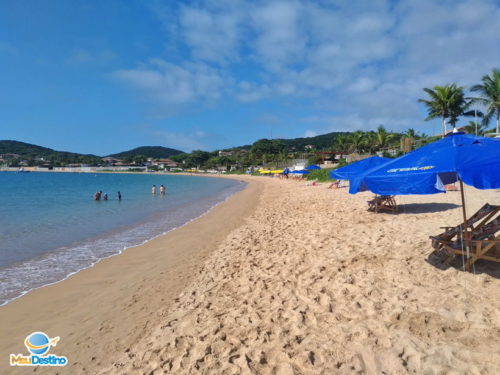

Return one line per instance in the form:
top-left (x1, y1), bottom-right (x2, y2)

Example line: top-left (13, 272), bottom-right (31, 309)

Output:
top-left (374, 125), bottom-right (395, 151)
top-left (363, 132), bottom-right (377, 154)
top-left (350, 131), bottom-right (365, 153)
top-left (333, 134), bottom-right (352, 154)
top-left (470, 69), bottom-right (500, 134)
top-left (448, 88), bottom-right (472, 128)
top-left (418, 84), bottom-right (467, 137)
top-left (405, 128), bottom-right (418, 138)
top-left (463, 120), bottom-right (487, 136)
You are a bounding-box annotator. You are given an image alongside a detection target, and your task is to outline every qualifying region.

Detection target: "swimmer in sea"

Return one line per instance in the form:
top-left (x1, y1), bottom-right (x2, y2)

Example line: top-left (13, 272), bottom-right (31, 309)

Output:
top-left (152, 185), bottom-right (157, 195)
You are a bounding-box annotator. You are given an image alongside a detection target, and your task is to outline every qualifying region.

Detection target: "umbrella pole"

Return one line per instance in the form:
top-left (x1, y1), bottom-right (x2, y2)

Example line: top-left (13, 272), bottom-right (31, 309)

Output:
top-left (459, 179), bottom-right (470, 269)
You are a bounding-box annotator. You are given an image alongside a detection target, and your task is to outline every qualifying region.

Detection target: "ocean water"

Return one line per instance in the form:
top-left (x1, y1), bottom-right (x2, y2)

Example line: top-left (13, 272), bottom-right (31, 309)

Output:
top-left (0, 172), bottom-right (245, 305)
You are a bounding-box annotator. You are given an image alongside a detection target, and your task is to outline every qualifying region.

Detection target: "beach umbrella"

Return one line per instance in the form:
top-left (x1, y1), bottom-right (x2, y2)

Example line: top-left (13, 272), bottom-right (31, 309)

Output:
top-left (283, 167), bottom-right (290, 174)
top-left (349, 133), bottom-right (500, 267)
top-left (456, 137), bottom-right (500, 189)
top-left (329, 156), bottom-right (391, 180)
top-left (291, 170), bottom-right (310, 174)
top-left (305, 165), bottom-right (321, 170)
top-left (349, 133), bottom-right (500, 196)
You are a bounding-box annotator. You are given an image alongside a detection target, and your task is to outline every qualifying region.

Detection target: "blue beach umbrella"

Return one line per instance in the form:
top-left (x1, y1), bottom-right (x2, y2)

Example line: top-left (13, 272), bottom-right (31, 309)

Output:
top-left (305, 165), bottom-right (321, 170)
top-left (349, 133), bottom-right (500, 196)
top-left (456, 137), bottom-right (500, 189)
top-left (348, 133), bottom-right (500, 270)
top-left (329, 156), bottom-right (391, 180)
top-left (291, 170), bottom-right (310, 174)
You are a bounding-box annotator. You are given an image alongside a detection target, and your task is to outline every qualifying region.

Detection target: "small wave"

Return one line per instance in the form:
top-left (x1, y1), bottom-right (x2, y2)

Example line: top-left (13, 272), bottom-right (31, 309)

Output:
top-left (0, 179), bottom-right (246, 306)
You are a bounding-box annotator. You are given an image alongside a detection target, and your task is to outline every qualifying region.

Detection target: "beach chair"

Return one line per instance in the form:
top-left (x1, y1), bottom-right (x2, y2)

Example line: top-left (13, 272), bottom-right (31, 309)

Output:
top-left (430, 204), bottom-right (500, 270)
top-left (430, 203), bottom-right (499, 250)
top-left (328, 181), bottom-right (340, 189)
top-left (367, 195), bottom-right (398, 213)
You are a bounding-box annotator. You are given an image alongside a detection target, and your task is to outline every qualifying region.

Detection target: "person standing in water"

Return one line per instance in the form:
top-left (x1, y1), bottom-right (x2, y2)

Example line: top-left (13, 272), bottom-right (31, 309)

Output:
top-left (103, 193), bottom-right (108, 200)
top-left (160, 185), bottom-right (166, 195)
top-left (152, 185), bottom-right (157, 195)
top-left (117, 191), bottom-right (122, 200)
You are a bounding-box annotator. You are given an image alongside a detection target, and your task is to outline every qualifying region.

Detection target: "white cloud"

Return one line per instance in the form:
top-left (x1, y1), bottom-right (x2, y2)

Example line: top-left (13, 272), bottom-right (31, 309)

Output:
top-left (120, 0), bottom-right (500, 134)
top-left (178, 5), bottom-right (243, 63)
top-left (113, 59), bottom-right (226, 107)
top-left (250, 1), bottom-right (306, 70)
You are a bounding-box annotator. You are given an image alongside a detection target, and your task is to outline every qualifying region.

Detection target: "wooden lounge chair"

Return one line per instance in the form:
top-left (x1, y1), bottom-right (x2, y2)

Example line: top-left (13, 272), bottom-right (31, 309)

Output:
top-left (367, 195), bottom-right (397, 213)
top-left (430, 203), bottom-right (499, 250)
top-left (462, 217), bottom-right (500, 270)
top-left (328, 181), bottom-right (340, 189)
top-left (430, 204), bottom-right (500, 270)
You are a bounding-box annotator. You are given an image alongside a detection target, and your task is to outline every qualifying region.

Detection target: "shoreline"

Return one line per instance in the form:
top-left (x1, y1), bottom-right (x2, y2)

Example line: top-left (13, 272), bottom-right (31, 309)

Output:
top-left (0, 175), bottom-right (261, 374)
top-left (0, 173), bottom-right (246, 307)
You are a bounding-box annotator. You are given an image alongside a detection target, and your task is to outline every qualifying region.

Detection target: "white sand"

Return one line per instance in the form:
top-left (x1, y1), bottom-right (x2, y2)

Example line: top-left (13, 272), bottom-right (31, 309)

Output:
top-left (1, 176), bottom-right (499, 374)
top-left (101, 178), bottom-right (500, 375)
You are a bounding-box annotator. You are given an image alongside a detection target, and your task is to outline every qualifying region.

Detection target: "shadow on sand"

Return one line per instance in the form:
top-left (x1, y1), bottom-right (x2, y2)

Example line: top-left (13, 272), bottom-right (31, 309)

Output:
top-left (397, 202), bottom-right (460, 214)
top-left (426, 250), bottom-right (500, 279)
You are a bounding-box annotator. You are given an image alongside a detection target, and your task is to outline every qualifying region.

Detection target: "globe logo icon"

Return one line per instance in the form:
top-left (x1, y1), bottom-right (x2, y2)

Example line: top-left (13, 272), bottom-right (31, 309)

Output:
top-left (24, 332), bottom-right (58, 356)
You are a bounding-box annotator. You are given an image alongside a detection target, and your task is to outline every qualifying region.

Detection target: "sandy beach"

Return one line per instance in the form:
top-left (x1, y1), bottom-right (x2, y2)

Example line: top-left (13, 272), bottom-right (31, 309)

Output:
top-left (1, 176), bottom-right (499, 374)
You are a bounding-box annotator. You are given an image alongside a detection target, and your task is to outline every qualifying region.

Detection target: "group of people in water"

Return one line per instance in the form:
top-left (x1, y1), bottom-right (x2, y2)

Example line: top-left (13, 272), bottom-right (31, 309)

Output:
top-left (151, 184), bottom-right (166, 195)
top-left (93, 185), bottom-right (166, 201)
top-left (93, 191), bottom-right (121, 201)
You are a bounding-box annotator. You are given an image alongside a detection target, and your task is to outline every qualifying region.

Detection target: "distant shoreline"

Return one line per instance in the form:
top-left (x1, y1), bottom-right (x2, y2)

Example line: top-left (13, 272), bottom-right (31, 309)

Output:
top-left (0, 167), bottom-right (241, 178)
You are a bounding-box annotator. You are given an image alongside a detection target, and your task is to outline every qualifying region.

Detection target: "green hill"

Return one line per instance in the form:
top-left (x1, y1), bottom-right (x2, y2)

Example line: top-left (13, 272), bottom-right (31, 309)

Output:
top-left (0, 140), bottom-right (101, 165)
top-left (108, 146), bottom-right (184, 159)
top-left (218, 132), bottom-right (349, 153)
top-left (278, 131), bottom-right (349, 151)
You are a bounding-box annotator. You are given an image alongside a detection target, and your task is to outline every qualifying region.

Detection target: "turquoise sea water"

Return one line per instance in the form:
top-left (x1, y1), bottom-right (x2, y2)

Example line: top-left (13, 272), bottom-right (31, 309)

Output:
top-left (0, 172), bottom-right (245, 305)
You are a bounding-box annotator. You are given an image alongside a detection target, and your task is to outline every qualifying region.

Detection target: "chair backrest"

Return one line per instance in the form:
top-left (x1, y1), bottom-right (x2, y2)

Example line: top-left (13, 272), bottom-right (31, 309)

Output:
top-left (467, 204), bottom-right (499, 227)
top-left (434, 204), bottom-right (499, 241)
top-left (472, 215), bottom-right (500, 241)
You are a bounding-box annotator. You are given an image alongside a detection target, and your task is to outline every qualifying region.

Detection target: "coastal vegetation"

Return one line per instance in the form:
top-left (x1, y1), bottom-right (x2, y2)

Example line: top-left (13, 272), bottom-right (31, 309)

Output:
top-left (1, 69), bottom-right (497, 171)
top-left (470, 69), bottom-right (500, 134)
top-left (418, 69), bottom-right (499, 136)
top-left (0, 140), bottom-right (102, 167)
top-left (108, 146), bottom-right (184, 160)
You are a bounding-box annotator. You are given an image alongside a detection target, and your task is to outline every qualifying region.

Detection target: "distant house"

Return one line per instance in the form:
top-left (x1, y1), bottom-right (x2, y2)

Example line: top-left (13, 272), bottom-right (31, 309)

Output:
top-left (305, 145), bottom-right (315, 150)
top-left (102, 157), bottom-right (123, 166)
top-left (218, 150), bottom-right (233, 157)
top-left (153, 158), bottom-right (178, 169)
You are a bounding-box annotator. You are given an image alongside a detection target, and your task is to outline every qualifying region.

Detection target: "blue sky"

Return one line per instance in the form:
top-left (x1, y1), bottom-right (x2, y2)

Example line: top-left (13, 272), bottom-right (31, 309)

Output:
top-left (1, 0), bottom-right (499, 155)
